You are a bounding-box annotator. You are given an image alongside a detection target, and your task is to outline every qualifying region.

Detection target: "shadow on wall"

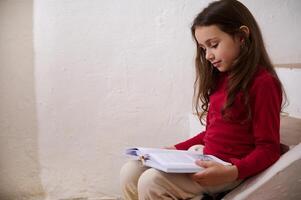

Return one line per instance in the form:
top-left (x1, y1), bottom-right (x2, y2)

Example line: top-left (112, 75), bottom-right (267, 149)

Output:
top-left (0, 0), bottom-right (45, 199)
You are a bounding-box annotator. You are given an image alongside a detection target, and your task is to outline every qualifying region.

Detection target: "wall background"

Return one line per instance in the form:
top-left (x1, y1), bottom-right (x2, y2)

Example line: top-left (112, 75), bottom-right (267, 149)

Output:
top-left (0, 0), bottom-right (45, 199)
top-left (0, 0), bottom-right (300, 199)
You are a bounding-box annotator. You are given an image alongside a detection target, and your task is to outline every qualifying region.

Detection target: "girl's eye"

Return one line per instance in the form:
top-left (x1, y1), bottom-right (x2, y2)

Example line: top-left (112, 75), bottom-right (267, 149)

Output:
top-left (211, 43), bottom-right (218, 48)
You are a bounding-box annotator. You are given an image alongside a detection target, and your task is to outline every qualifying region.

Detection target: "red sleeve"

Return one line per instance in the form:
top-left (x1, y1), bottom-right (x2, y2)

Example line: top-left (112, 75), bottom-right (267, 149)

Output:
top-left (174, 131), bottom-right (206, 150)
top-left (230, 75), bottom-right (282, 179)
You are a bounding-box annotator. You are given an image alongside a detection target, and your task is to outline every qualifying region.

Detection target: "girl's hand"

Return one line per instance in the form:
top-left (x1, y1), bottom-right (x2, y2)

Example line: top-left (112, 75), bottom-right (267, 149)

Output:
top-left (191, 160), bottom-right (238, 186)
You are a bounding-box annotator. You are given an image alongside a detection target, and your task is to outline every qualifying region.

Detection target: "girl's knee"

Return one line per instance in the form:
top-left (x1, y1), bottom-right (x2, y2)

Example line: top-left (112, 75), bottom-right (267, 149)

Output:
top-left (120, 160), bottom-right (144, 187)
top-left (137, 168), bottom-right (165, 195)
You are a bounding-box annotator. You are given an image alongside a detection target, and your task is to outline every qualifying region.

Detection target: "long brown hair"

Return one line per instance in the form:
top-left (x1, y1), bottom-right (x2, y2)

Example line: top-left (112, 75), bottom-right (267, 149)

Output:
top-left (191, 0), bottom-right (285, 124)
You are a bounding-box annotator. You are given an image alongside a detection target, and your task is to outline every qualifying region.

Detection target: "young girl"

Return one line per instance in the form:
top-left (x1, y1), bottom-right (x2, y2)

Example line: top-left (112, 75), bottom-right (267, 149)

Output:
top-left (120, 0), bottom-right (284, 199)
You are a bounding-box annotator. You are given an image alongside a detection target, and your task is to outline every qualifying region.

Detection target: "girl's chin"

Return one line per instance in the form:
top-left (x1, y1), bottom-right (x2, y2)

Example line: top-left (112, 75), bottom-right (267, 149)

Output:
top-left (216, 66), bottom-right (226, 72)
top-left (215, 64), bottom-right (232, 72)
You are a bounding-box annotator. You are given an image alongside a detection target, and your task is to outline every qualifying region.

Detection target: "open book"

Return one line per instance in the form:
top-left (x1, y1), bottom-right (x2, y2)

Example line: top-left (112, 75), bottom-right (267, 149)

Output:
top-left (125, 147), bottom-right (231, 173)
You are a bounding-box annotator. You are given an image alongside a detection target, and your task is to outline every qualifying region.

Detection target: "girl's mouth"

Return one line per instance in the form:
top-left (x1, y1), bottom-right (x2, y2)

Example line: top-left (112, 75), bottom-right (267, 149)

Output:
top-left (212, 61), bottom-right (222, 67)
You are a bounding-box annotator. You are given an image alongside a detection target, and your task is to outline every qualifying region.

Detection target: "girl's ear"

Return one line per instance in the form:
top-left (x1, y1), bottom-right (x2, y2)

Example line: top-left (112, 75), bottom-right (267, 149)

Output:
top-left (239, 25), bottom-right (250, 41)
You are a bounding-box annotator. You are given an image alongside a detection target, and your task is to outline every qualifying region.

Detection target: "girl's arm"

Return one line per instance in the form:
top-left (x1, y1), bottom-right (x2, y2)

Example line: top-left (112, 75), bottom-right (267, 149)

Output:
top-left (229, 74), bottom-right (282, 179)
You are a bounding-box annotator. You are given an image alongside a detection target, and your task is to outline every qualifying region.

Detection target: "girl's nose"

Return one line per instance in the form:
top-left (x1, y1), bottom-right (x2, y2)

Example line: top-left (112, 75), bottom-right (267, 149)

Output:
top-left (205, 51), bottom-right (214, 61)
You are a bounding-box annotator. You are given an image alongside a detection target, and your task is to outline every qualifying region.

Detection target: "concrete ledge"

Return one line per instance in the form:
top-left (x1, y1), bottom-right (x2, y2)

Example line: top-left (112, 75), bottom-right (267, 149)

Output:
top-left (275, 63), bottom-right (301, 69)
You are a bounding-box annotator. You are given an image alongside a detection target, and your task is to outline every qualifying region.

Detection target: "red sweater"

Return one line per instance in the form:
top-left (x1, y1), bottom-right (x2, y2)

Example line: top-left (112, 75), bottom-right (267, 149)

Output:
top-left (175, 68), bottom-right (282, 179)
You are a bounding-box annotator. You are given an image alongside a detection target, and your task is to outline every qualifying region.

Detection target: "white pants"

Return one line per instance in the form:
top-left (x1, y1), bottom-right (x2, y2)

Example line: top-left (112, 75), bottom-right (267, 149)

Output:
top-left (120, 145), bottom-right (242, 200)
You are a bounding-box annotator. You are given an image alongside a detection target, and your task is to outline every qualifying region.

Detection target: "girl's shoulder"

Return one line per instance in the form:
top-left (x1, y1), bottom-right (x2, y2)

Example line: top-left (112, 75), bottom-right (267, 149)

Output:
top-left (250, 67), bottom-right (281, 94)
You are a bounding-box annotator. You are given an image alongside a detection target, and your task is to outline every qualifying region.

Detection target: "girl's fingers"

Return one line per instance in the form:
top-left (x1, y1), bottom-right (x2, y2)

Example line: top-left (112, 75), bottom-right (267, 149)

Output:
top-left (195, 160), bottom-right (218, 168)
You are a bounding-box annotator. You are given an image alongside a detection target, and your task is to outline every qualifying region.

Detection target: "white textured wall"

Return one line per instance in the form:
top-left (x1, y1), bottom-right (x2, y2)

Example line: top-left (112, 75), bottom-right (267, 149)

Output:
top-left (0, 0), bottom-right (300, 199)
top-left (277, 67), bottom-right (301, 118)
top-left (242, 0), bottom-right (301, 64)
top-left (33, 0), bottom-right (206, 199)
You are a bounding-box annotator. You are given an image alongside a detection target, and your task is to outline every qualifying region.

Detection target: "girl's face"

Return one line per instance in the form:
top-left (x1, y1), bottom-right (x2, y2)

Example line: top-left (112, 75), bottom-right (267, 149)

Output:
top-left (195, 25), bottom-right (242, 72)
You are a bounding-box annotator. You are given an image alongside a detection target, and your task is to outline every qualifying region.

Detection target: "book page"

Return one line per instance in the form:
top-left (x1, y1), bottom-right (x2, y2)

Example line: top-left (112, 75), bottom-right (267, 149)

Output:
top-left (151, 152), bottom-right (196, 165)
